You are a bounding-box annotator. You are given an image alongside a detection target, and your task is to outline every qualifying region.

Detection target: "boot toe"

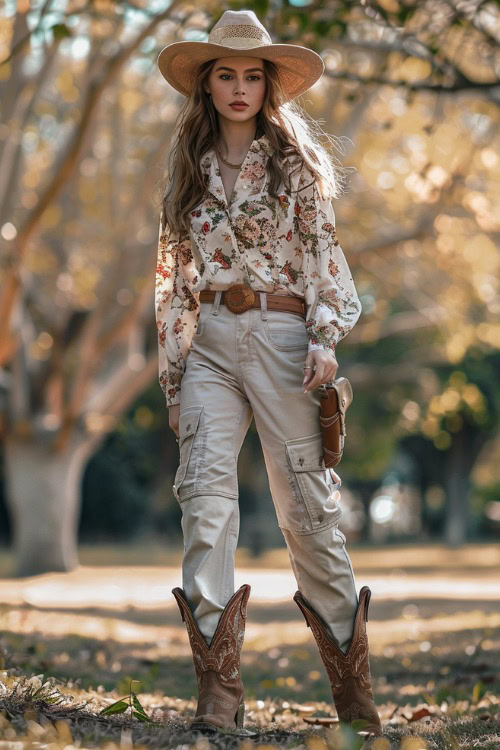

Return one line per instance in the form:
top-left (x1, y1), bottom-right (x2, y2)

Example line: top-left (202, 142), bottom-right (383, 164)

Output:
top-left (191, 715), bottom-right (224, 732)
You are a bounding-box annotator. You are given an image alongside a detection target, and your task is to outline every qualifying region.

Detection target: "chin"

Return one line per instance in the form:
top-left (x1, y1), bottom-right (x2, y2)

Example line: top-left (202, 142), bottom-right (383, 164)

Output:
top-left (222, 111), bottom-right (254, 122)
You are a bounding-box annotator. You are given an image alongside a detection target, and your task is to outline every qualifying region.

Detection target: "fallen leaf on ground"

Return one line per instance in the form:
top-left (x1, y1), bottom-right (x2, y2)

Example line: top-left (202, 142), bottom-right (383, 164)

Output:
top-left (406, 707), bottom-right (433, 722)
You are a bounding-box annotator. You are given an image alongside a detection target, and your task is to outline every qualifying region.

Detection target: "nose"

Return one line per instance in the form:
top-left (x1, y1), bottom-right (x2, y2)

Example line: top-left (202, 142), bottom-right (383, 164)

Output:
top-left (233, 78), bottom-right (246, 93)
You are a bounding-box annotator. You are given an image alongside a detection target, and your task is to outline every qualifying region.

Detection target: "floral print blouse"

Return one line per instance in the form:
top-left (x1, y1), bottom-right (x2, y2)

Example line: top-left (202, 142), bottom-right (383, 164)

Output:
top-left (155, 133), bottom-right (362, 408)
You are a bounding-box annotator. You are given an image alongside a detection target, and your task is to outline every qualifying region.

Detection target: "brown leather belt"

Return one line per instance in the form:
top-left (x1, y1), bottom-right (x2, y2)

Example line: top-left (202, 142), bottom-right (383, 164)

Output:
top-left (199, 283), bottom-right (306, 318)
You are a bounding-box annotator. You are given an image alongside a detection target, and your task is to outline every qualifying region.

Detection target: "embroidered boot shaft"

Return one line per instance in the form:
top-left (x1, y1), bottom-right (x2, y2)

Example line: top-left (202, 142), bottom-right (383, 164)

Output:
top-left (293, 585), bottom-right (382, 737)
top-left (172, 584), bottom-right (250, 731)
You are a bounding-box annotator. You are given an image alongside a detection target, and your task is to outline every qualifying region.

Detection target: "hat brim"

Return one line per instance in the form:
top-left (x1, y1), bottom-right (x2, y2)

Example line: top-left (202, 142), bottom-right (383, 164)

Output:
top-left (156, 41), bottom-right (325, 103)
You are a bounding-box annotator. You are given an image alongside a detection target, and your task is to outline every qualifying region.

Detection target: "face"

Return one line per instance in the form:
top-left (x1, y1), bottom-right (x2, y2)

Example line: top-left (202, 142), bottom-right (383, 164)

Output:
top-left (205, 56), bottom-right (266, 124)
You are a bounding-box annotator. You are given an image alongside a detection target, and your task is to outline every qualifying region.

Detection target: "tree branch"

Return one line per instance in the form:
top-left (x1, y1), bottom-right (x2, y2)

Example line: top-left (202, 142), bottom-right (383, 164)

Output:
top-left (0, 0), bottom-right (183, 367)
top-left (324, 68), bottom-right (499, 96)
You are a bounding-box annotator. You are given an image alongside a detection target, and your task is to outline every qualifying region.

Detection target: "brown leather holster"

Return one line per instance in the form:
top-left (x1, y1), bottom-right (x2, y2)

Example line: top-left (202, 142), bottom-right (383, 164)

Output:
top-left (318, 377), bottom-right (353, 469)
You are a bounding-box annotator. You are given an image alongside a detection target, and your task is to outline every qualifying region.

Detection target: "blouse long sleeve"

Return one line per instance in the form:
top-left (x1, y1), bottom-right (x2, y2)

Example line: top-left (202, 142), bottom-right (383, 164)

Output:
top-left (155, 210), bottom-right (200, 408)
top-left (294, 164), bottom-right (362, 355)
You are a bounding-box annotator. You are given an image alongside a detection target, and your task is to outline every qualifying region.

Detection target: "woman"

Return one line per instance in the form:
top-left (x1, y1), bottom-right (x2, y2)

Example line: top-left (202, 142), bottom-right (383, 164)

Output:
top-left (155, 9), bottom-right (382, 738)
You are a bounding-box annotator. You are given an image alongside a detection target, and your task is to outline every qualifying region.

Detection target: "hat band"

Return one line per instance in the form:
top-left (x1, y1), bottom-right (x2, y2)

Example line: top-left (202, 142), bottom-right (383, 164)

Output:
top-left (209, 23), bottom-right (272, 47)
top-left (209, 36), bottom-right (267, 49)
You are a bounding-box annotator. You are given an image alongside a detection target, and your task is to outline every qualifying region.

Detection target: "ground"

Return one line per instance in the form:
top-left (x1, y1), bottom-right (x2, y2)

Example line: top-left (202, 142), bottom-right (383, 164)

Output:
top-left (0, 543), bottom-right (498, 749)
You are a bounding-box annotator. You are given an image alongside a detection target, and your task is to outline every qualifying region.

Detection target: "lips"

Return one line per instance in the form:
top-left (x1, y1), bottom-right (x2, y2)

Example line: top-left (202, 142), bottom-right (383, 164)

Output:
top-left (230, 102), bottom-right (248, 108)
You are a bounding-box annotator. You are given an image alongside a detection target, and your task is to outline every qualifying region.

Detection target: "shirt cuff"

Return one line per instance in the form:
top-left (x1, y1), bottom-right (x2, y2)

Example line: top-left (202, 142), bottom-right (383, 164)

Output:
top-left (308, 340), bottom-right (337, 356)
top-left (166, 391), bottom-right (181, 408)
top-left (160, 369), bottom-right (182, 407)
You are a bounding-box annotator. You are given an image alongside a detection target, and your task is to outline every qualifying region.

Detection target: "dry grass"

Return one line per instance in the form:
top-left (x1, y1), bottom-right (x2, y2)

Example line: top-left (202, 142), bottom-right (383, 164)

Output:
top-left (0, 543), bottom-right (498, 749)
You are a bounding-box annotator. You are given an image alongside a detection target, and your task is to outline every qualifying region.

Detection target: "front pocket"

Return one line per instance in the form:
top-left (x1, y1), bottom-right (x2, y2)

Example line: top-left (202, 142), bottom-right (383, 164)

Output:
top-left (285, 431), bottom-right (342, 532)
top-left (263, 310), bottom-right (309, 351)
top-left (173, 405), bottom-right (204, 502)
top-left (193, 303), bottom-right (213, 339)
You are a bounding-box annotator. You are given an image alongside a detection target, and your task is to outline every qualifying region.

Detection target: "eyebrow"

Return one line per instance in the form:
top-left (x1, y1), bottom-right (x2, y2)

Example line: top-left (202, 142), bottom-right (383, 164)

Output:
top-left (215, 66), bottom-right (264, 73)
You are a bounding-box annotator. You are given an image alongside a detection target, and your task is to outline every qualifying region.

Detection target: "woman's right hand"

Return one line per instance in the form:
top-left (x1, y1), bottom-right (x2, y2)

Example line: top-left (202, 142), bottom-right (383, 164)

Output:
top-left (168, 403), bottom-right (180, 439)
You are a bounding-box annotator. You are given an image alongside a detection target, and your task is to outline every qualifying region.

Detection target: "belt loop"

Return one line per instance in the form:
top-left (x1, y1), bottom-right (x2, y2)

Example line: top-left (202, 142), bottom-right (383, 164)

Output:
top-left (259, 292), bottom-right (268, 320)
top-left (212, 290), bottom-right (222, 315)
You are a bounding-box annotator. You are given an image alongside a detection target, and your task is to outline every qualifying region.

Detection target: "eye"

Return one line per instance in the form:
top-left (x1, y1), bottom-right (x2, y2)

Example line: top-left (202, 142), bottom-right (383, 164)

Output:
top-left (218, 74), bottom-right (262, 81)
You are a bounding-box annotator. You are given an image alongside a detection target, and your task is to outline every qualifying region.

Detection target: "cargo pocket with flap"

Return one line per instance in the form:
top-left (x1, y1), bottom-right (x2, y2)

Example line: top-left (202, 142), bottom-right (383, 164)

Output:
top-left (173, 405), bottom-right (204, 502)
top-left (284, 431), bottom-right (342, 533)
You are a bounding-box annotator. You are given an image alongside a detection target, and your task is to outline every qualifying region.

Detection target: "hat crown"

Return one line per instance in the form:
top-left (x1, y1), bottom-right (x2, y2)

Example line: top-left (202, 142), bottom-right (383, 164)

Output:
top-left (157, 9), bottom-right (325, 103)
top-left (208, 10), bottom-right (272, 49)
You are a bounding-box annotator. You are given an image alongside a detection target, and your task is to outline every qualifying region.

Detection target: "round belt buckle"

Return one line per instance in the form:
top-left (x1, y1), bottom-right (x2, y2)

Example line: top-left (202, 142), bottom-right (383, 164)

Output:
top-left (224, 283), bottom-right (256, 314)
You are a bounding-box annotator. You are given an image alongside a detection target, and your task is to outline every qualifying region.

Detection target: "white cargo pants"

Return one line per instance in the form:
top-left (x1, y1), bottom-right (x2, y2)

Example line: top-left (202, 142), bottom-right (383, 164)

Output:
top-left (173, 291), bottom-right (359, 653)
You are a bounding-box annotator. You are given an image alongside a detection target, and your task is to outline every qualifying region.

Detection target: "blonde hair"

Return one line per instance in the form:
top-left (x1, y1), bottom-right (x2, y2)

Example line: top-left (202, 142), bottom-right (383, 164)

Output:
top-left (160, 58), bottom-right (352, 236)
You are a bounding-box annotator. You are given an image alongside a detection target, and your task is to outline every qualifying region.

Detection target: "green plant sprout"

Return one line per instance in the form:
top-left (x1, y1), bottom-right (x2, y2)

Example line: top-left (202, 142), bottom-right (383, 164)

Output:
top-left (99, 679), bottom-right (162, 726)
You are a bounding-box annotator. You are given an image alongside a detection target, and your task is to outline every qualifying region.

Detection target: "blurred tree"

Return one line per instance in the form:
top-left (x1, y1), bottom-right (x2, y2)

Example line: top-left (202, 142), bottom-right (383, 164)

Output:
top-left (372, 351), bottom-right (499, 544)
top-left (79, 386), bottom-right (168, 543)
top-left (0, 0), bottom-right (184, 574)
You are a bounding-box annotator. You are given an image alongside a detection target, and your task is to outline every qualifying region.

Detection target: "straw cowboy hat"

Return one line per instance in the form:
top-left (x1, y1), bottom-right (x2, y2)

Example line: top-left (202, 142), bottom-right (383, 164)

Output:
top-left (157, 9), bottom-right (325, 103)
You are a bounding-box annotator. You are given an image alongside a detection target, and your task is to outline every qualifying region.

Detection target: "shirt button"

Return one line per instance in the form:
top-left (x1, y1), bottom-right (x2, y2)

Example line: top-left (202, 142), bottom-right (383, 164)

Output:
top-left (249, 274), bottom-right (255, 282)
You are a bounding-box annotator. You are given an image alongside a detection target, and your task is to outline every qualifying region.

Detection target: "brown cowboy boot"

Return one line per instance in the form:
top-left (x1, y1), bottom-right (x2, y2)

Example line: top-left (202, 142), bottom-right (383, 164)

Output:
top-left (172, 584), bottom-right (250, 732)
top-left (294, 585), bottom-right (382, 737)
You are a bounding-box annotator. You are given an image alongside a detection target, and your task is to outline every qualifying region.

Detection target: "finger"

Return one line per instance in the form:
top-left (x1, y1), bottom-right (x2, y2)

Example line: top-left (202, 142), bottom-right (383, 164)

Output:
top-left (304, 362), bottom-right (326, 392)
top-left (326, 364), bottom-right (337, 382)
top-left (305, 372), bottom-right (323, 391)
top-left (302, 354), bottom-right (316, 386)
top-left (303, 368), bottom-right (316, 386)
top-left (324, 356), bottom-right (338, 381)
top-left (321, 363), bottom-right (333, 382)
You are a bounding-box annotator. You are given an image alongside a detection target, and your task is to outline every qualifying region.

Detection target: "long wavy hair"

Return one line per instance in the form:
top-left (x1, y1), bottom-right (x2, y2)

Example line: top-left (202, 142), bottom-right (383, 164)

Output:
top-left (160, 57), bottom-right (352, 236)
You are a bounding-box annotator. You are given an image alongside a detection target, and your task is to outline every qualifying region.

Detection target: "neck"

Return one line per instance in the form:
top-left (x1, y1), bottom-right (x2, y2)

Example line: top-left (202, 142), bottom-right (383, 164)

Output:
top-left (216, 118), bottom-right (258, 160)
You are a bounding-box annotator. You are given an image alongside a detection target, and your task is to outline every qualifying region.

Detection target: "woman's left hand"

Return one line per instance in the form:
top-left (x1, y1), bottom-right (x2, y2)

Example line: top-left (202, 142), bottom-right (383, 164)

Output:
top-left (302, 349), bottom-right (338, 392)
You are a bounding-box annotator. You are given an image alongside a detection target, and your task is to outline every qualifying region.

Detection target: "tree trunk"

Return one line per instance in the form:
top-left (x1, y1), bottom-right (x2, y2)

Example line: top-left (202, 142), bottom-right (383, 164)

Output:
top-left (4, 435), bottom-right (96, 577)
top-left (443, 420), bottom-right (488, 547)
top-left (444, 448), bottom-right (471, 547)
